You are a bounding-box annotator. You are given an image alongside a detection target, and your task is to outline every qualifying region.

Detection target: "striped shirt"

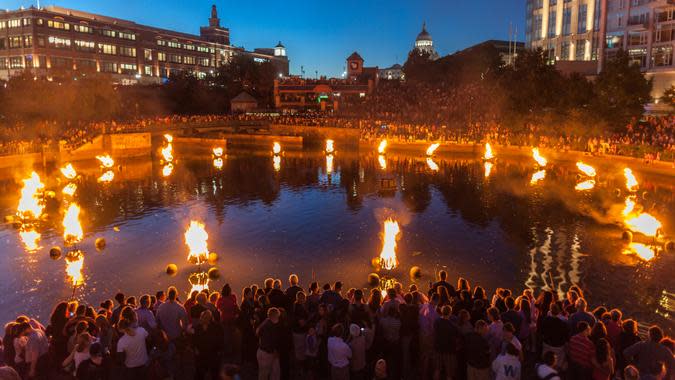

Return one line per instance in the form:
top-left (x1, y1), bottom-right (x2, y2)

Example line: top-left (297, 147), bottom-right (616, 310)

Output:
top-left (568, 333), bottom-right (594, 368)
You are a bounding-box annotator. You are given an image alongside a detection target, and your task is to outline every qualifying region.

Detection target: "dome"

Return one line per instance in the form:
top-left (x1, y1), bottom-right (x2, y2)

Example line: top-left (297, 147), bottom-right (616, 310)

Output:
top-left (416, 23), bottom-right (432, 41)
top-left (275, 41), bottom-right (285, 48)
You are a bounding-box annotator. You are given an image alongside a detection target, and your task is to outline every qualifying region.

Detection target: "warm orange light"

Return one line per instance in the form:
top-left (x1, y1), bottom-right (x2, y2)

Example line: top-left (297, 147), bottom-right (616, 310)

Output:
top-left (624, 213), bottom-right (662, 237)
top-left (65, 251), bottom-right (84, 286)
top-left (484, 162), bottom-right (493, 178)
top-left (426, 157), bottom-right (439, 172)
top-left (326, 154), bottom-right (334, 174)
top-left (426, 143), bottom-right (440, 156)
top-left (530, 170), bottom-right (546, 185)
top-left (273, 156), bottom-right (281, 172)
top-left (162, 163), bottom-right (174, 177)
top-left (213, 158), bottom-right (224, 170)
top-left (185, 221), bottom-right (209, 265)
top-left (379, 219), bottom-right (401, 271)
top-left (622, 196), bottom-right (636, 217)
top-left (576, 162), bottom-right (596, 177)
top-left (97, 170), bottom-right (114, 183)
top-left (325, 139), bottom-right (335, 154)
top-left (378, 155), bottom-right (387, 170)
top-left (164, 134), bottom-right (173, 143)
top-left (575, 179), bottom-right (595, 191)
top-left (484, 143), bottom-right (494, 160)
top-left (19, 228), bottom-right (41, 252)
top-left (189, 272), bottom-right (210, 293)
top-left (62, 183), bottom-right (77, 197)
top-left (60, 163), bottom-right (77, 179)
top-left (17, 172), bottom-right (45, 219)
top-left (63, 203), bottom-right (83, 245)
top-left (272, 142), bottom-right (281, 155)
top-left (96, 155), bottom-right (114, 169)
top-left (161, 144), bottom-right (173, 162)
top-left (623, 242), bottom-right (656, 261)
top-left (532, 148), bottom-right (547, 167)
top-left (378, 140), bottom-right (387, 154)
top-left (624, 168), bottom-right (638, 192)
top-left (213, 147), bottom-right (224, 157)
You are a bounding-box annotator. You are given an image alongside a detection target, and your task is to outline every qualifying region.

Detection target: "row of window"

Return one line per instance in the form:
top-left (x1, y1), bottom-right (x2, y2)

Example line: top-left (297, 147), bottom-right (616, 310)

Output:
top-left (0, 17), bottom-right (139, 40)
top-left (156, 39), bottom-right (214, 53)
top-left (0, 18), bottom-right (31, 29)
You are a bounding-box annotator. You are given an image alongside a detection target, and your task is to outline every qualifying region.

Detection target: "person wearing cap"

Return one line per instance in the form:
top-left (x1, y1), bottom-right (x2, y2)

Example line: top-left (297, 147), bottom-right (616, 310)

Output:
top-left (348, 324), bottom-right (366, 379)
top-left (75, 342), bottom-right (108, 380)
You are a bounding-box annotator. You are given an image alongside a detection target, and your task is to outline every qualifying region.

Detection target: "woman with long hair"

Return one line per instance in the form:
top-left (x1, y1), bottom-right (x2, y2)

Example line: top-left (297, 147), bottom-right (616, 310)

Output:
top-left (591, 338), bottom-right (614, 380)
top-left (46, 301), bottom-right (69, 364)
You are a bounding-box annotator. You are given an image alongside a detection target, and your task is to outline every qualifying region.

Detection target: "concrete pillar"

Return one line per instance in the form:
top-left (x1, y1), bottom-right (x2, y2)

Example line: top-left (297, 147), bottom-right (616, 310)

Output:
top-left (598, 0), bottom-right (608, 73)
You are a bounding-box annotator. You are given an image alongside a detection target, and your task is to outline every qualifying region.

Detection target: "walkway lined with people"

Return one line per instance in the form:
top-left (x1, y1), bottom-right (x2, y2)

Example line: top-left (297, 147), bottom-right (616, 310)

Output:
top-left (1, 272), bottom-right (673, 380)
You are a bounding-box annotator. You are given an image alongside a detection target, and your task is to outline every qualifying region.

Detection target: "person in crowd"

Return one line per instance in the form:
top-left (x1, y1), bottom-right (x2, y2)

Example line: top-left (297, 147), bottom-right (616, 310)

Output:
top-left (327, 324), bottom-right (351, 380)
top-left (347, 324), bottom-right (366, 380)
top-left (591, 337), bottom-right (614, 380)
top-left (623, 325), bottom-right (674, 377)
top-left (568, 298), bottom-right (595, 331)
top-left (61, 332), bottom-right (92, 375)
top-left (434, 305), bottom-right (460, 380)
top-left (74, 342), bottom-right (108, 380)
top-left (501, 297), bottom-right (522, 338)
top-left (535, 351), bottom-right (561, 380)
top-left (18, 321), bottom-right (48, 380)
top-left (257, 307), bottom-right (282, 380)
top-left (135, 295), bottom-right (157, 332)
top-left (285, 274), bottom-right (303, 309)
top-left (432, 271), bottom-right (455, 296)
top-left (567, 321), bottom-right (595, 379)
top-left (492, 342), bottom-right (521, 380)
top-left (623, 365), bottom-right (640, 380)
top-left (291, 291), bottom-right (309, 377)
top-left (111, 293), bottom-right (127, 325)
top-left (540, 303), bottom-right (569, 371)
top-left (115, 318), bottom-right (148, 380)
top-left (464, 320), bottom-right (491, 380)
top-left (486, 307), bottom-right (504, 360)
top-left (156, 287), bottom-right (188, 342)
top-left (192, 310), bottom-right (224, 380)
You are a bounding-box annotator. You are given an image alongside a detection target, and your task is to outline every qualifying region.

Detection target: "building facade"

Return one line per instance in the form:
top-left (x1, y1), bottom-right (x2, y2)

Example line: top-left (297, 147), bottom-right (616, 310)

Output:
top-left (413, 23), bottom-right (439, 60)
top-left (526, 0), bottom-right (675, 98)
top-left (0, 5), bottom-right (289, 84)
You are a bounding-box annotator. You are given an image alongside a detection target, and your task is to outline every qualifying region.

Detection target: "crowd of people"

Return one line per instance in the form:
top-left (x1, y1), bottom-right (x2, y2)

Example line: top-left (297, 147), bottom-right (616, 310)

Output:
top-left (1, 272), bottom-right (673, 380)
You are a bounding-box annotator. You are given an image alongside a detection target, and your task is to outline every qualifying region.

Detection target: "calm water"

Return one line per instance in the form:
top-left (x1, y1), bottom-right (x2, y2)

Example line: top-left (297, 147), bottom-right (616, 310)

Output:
top-left (0, 148), bottom-right (673, 330)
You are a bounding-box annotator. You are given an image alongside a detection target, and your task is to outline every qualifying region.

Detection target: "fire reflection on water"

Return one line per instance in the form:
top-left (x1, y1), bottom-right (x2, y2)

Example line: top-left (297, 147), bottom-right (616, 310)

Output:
top-left (526, 226), bottom-right (583, 298)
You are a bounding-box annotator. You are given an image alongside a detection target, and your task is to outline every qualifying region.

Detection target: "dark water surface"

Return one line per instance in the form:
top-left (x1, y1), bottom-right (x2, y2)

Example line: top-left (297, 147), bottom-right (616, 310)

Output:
top-left (0, 149), bottom-right (673, 330)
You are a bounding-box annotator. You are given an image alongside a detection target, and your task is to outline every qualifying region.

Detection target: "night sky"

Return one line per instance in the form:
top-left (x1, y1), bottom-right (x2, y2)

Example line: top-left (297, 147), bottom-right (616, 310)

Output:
top-left (5, 0), bottom-right (526, 77)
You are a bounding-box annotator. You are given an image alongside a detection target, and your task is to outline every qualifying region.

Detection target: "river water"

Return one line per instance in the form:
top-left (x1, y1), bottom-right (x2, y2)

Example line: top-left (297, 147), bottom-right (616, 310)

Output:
top-left (0, 148), bottom-right (673, 330)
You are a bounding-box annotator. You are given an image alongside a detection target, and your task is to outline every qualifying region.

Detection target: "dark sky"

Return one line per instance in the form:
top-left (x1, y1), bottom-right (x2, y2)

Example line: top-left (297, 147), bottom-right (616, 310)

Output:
top-left (6, 0), bottom-right (526, 77)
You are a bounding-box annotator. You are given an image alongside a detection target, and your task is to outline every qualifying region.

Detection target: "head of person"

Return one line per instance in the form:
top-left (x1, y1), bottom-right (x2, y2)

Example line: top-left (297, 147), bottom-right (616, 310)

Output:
top-left (438, 270), bottom-right (447, 281)
top-left (459, 309), bottom-right (470, 324)
top-left (349, 323), bottom-right (361, 338)
top-left (505, 296), bottom-right (515, 310)
top-left (475, 320), bottom-right (488, 336)
top-left (139, 294), bottom-right (151, 309)
top-left (75, 304), bottom-right (86, 317)
top-left (117, 317), bottom-right (132, 334)
top-left (541, 350), bottom-right (556, 368)
top-left (648, 325), bottom-right (664, 343)
top-left (354, 289), bottom-right (364, 303)
top-left (660, 337), bottom-right (674, 353)
top-left (114, 292), bottom-right (125, 305)
top-left (95, 315), bottom-right (109, 329)
top-left (623, 365), bottom-right (640, 380)
top-left (473, 286), bottom-right (485, 300)
top-left (89, 342), bottom-right (104, 365)
top-left (575, 298), bottom-right (587, 312)
top-left (503, 323), bottom-right (516, 340)
top-left (577, 321), bottom-right (591, 336)
top-left (386, 288), bottom-right (396, 301)
top-left (441, 305), bottom-right (452, 318)
top-left (310, 282), bottom-right (319, 294)
top-left (334, 281), bottom-right (343, 293)
top-left (289, 274), bottom-right (299, 286)
top-left (189, 290), bottom-right (199, 301)
top-left (199, 310), bottom-right (213, 326)
top-left (323, 283), bottom-right (331, 292)
top-left (267, 307), bottom-right (280, 324)
top-left (196, 292), bottom-right (208, 306)
top-left (375, 359), bottom-right (387, 379)
top-left (167, 286), bottom-right (178, 301)
top-left (126, 297), bottom-right (137, 307)
top-left (623, 319), bottom-right (638, 335)
top-left (610, 308), bottom-right (622, 323)
top-left (331, 323), bottom-right (344, 338)
top-left (156, 290), bottom-right (166, 301)
top-left (121, 306), bottom-right (136, 323)
top-left (550, 302), bottom-right (561, 316)
top-left (100, 299), bottom-right (113, 311)
top-left (75, 320), bottom-right (88, 335)
top-left (209, 292), bottom-right (219, 304)
top-left (272, 279), bottom-right (282, 290)
top-left (457, 277), bottom-right (469, 291)
top-left (264, 278), bottom-right (274, 289)
top-left (296, 291), bottom-right (306, 304)
top-left (50, 302), bottom-right (69, 324)
top-left (487, 307), bottom-right (500, 322)
top-left (590, 321), bottom-right (607, 341)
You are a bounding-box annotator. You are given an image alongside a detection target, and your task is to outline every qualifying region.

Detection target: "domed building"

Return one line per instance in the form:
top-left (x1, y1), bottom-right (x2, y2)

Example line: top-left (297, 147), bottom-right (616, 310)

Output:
top-left (413, 22), bottom-right (439, 60)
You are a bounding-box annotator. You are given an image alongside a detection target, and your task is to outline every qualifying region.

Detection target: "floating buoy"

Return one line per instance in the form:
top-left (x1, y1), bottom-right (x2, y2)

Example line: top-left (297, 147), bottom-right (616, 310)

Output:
top-left (165, 264), bottom-right (178, 276)
top-left (409, 266), bottom-right (422, 280)
top-left (49, 246), bottom-right (62, 260)
top-left (208, 252), bottom-right (218, 265)
top-left (12, 221), bottom-right (22, 229)
top-left (371, 257), bottom-right (381, 269)
top-left (95, 237), bottom-right (106, 251)
top-left (368, 273), bottom-right (380, 288)
top-left (621, 230), bottom-right (633, 243)
top-left (4, 215), bottom-right (14, 223)
top-left (208, 267), bottom-right (220, 280)
top-left (113, 226), bottom-right (120, 232)
top-left (664, 241), bottom-right (674, 252)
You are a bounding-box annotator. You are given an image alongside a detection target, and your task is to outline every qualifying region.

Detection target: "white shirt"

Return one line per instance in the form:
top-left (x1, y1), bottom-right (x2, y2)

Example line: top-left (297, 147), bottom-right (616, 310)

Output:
top-left (492, 354), bottom-right (521, 380)
top-left (327, 337), bottom-right (351, 368)
top-left (116, 327), bottom-right (149, 368)
top-left (536, 363), bottom-right (561, 380)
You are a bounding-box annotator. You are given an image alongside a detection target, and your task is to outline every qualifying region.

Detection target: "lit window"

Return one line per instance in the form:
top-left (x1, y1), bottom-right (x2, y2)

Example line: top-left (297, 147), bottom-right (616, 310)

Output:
top-left (48, 36), bottom-right (71, 48)
top-left (8, 19), bottom-right (22, 28)
top-left (119, 46), bottom-right (136, 57)
top-left (157, 52), bottom-right (166, 61)
top-left (98, 43), bottom-right (117, 55)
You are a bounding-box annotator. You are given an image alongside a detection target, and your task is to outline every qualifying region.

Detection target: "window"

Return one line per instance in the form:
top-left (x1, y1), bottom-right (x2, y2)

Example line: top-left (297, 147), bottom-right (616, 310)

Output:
top-left (23, 35), bottom-right (32, 48)
top-left (144, 49), bottom-right (152, 61)
top-left (101, 29), bottom-right (116, 38)
top-left (77, 59), bottom-right (96, 71)
top-left (548, 10), bottom-right (557, 37)
top-left (578, 4), bottom-right (588, 33)
top-left (0, 21), bottom-right (6, 29)
top-left (8, 19), bottom-right (22, 28)
top-left (198, 57), bottom-right (210, 66)
top-left (9, 56), bottom-right (23, 68)
top-left (48, 36), bottom-right (71, 49)
top-left (167, 41), bottom-right (181, 49)
top-left (184, 44), bottom-right (195, 51)
top-left (73, 24), bottom-right (93, 33)
top-left (550, 0), bottom-right (557, 5)
top-left (628, 31), bottom-right (647, 46)
top-left (197, 45), bottom-right (210, 53)
top-left (576, 40), bottom-right (586, 60)
top-left (168, 54), bottom-right (182, 63)
top-left (628, 48), bottom-right (647, 68)
top-left (74, 40), bottom-right (95, 52)
top-left (37, 37), bottom-right (45, 47)
top-left (0, 58), bottom-right (7, 69)
top-left (606, 34), bottom-right (624, 48)
top-left (562, 8), bottom-right (572, 35)
top-left (36, 18), bottom-right (43, 26)
top-left (0, 39), bottom-right (5, 50)
top-left (144, 66), bottom-right (153, 76)
top-left (157, 52), bottom-right (166, 61)
top-left (22, 18), bottom-right (32, 26)
top-left (157, 39), bottom-right (166, 46)
top-left (120, 63), bottom-right (137, 74)
top-left (98, 43), bottom-right (117, 55)
top-left (47, 19), bottom-right (69, 30)
top-left (561, 41), bottom-right (571, 60)
top-left (651, 46), bottom-right (673, 67)
top-left (184, 56), bottom-right (196, 65)
top-left (655, 24), bottom-right (675, 43)
top-left (119, 32), bottom-right (136, 40)
top-left (101, 62), bottom-right (118, 73)
top-left (8, 36), bottom-right (22, 49)
top-left (119, 46), bottom-right (136, 57)
top-left (533, 14), bottom-right (543, 40)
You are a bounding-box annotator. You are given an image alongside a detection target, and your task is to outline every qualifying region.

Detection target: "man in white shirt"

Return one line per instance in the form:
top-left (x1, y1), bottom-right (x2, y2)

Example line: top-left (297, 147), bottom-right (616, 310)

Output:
top-left (116, 318), bottom-right (149, 379)
top-left (327, 324), bottom-right (352, 380)
top-left (492, 343), bottom-right (521, 380)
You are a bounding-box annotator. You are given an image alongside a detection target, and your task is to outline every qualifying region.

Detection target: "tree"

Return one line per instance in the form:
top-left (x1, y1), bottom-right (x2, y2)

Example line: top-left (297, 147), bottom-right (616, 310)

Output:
top-left (403, 50), bottom-right (433, 82)
top-left (592, 50), bottom-right (652, 129)
top-left (660, 85), bottom-right (675, 107)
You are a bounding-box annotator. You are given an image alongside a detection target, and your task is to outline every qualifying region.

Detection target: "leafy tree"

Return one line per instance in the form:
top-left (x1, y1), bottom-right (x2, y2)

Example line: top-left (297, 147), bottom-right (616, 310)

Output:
top-left (660, 85), bottom-right (675, 107)
top-left (592, 50), bottom-right (652, 129)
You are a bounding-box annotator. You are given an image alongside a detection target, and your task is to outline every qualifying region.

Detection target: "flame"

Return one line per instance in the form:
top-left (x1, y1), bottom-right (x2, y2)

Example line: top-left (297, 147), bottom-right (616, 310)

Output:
top-left (624, 213), bottom-right (662, 237)
top-left (62, 183), bottom-right (77, 197)
top-left (624, 168), bottom-right (638, 192)
top-left (426, 143), bottom-right (440, 156)
top-left (162, 163), bottom-right (174, 177)
top-left (161, 143), bottom-right (174, 162)
top-left (575, 179), bottom-right (596, 191)
top-left (576, 162), bottom-right (596, 177)
top-left (326, 154), bottom-right (334, 174)
top-left (96, 155), bottom-right (114, 168)
top-left (164, 134), bottom-right (173, 143)
top-left (97, 170), bottom-right (114, 183)
top-left (484, 143), bottom-right (494, 160)
top-left (622, 196), bottom-right (636, 217)
top-left (378, 140), bottom-right (387, 154)
top-left (60, 163), bottom-right (77, 179)
top-left (272, 142), bottom-right (281, 155)
top-left (17, 172), bottom-right (45, 219)
top-left (325, 139), bottom-right (335, 154)
top-left (379, 219), bottom-right (400, 271)
top-left (63, 203), bottom-right (83, 245)
top-left (213, 158), bottom-right (224, 170)
top-left (530, 170), bottom-right (546, 185)
top-left (378, 155), bottom-right (387, 170)
top-left (19, 228), bottom-right (41, 252)
top-left (532, 148), bottom-right (547, 167)
top-left (189, 272), bottom-right (210, 293)
top-left (213, 147), bottom-right (224, 157)
top-left (623, 243), bottom-right (656, 261)
top-left (484, 162), bottom-right (493, 178)
top-left (426, 157), bottom-right (439, 172)
top-left (65, 251), bottom-right (84, 286)
top-left (273, 156), bottom-right (281, 172)
top-left (185, 221), bottom-right (209, 265)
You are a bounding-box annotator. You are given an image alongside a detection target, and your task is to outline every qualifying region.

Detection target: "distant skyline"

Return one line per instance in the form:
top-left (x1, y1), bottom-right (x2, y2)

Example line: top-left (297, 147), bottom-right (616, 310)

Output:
top-left (4, 0), bottom-right (526, 77)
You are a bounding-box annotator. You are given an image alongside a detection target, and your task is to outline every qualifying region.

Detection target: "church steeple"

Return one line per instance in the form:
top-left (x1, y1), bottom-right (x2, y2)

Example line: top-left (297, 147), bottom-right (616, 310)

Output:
top-left (209, 5), bottom-right (220, 27)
